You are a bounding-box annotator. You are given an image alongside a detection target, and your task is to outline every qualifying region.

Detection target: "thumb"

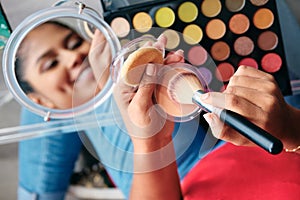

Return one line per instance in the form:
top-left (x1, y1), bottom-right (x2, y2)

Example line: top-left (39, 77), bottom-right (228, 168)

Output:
top-left (136, 64), bottom-right (157, 98)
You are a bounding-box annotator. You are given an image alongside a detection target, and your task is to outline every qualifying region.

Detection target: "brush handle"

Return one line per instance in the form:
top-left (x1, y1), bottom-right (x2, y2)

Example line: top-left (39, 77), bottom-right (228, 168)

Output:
top-left (192, 91), bottom-right (283, 155)
top-left (219, 109), bottom-right (283, 155)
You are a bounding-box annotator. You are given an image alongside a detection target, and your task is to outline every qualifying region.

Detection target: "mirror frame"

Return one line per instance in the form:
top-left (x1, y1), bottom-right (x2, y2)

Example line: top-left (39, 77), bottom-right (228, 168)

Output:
top-left (2, 2), bottom-right (121, 120)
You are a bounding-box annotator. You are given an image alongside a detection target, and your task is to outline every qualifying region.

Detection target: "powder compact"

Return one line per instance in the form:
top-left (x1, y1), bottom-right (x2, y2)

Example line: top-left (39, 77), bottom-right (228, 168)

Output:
top-left (112, 35), bottom-right (208, 122)
top-left (102, 0), bottom-right (291, 95)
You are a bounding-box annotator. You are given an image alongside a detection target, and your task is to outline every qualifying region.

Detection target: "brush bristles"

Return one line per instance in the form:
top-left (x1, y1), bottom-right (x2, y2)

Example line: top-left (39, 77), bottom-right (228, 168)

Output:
top-left (168, 72), bottom-right (203, 104)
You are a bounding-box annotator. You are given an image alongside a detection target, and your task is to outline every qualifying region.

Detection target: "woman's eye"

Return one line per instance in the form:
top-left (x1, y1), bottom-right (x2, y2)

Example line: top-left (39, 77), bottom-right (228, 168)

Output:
top-left (67, 35), bottom-right (83, 50)
top-left (41, 59), bottom-right (58, 73)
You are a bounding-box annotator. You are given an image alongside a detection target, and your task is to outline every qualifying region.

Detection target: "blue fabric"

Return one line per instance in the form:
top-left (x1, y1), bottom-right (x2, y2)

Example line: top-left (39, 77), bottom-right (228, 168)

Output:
top-left (18, 96), bottom-right (214, 199)
top-left (276, 0), bottom-right (300, 81)
top-left (81, 98), bottom-right (215, 196)
top-left (18, 108), bottom-right (83, 200)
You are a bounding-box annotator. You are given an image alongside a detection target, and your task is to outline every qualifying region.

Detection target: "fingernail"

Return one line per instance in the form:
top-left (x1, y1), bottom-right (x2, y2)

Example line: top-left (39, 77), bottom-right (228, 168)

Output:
top-left (157, 34), bottom-right (165, 40)
top-left (200, 93), bottom-right (209, 100)
top-left (203, 113), bottom-right (213, 125)
top-left (174, 49), bottom-right (184, 55)
top-left (146, 64), bottom-right (156, 76)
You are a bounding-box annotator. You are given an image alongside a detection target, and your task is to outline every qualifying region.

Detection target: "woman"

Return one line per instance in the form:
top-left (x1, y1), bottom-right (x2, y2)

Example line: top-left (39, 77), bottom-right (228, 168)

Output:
top-left (17, 23), bottom-right (212, 200)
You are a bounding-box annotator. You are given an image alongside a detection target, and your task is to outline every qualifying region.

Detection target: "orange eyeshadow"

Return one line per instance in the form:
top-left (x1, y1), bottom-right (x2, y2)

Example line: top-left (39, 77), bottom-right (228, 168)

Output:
top-left (206, 19), bottom-right (226, 40)
top-left (229, 14), bottom-right (250, 35)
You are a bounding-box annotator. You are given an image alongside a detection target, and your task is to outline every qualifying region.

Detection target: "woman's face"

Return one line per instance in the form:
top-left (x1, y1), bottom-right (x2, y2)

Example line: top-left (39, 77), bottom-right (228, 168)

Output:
top-left (20, 23), bottom-right (101, 109)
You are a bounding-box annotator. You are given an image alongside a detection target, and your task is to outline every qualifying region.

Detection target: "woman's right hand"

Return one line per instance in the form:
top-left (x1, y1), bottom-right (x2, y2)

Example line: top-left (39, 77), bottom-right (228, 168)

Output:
top-left (201, 66), bottom-right (300, 151)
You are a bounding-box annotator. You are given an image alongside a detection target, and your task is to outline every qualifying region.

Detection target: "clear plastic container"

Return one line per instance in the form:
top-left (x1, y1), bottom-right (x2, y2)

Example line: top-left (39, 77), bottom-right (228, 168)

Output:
top-left (111, 35), bottom-right (208, 122)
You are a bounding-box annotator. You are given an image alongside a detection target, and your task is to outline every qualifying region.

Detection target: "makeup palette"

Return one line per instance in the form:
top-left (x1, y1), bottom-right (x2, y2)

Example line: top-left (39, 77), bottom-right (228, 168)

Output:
top-left (102, 0), bottom-right (291, 95)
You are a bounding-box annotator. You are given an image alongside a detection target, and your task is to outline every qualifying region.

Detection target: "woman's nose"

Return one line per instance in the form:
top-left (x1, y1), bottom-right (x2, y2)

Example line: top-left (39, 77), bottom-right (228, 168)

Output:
top-left (61, 50), bottom-right (87, 80)
top-left (63, 50), bottom-right (86, 69)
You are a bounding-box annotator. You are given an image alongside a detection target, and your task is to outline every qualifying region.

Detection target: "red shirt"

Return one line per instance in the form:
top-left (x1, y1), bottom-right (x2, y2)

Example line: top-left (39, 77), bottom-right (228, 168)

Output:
top-left (182, 143), bottom-right (300, 200)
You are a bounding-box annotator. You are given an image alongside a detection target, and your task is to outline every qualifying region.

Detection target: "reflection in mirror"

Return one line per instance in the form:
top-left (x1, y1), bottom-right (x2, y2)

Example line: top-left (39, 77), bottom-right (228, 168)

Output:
top-left (14, 18), bottom-right (112, 110)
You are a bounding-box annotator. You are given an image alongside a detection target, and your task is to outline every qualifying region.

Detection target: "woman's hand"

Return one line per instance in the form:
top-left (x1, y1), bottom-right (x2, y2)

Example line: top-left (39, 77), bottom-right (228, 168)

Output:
top-left (113, 35), bottom-right (183, 200)
top-left (113, 35), bottom-right (185, 152)
top-left (201, 66), bottom-right (300, 150)
top-left (89, 29), bottom-right (112, 89)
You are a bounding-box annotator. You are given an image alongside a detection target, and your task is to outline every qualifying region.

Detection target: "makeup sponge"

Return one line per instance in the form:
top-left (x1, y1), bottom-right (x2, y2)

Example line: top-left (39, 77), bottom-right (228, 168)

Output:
top-left (120, 47), bottom-right (164, 86)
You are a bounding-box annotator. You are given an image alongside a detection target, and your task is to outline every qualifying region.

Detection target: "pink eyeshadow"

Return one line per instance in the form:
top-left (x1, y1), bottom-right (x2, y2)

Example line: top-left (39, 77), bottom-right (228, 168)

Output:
top-left (188, 46), bottom-right (208, 66)
top-left (234, 36), bottom-right (254, 56)
top-left (239, 58), bottom-right (258, 69)
top-left (261, 53), bottom-right (282, 73)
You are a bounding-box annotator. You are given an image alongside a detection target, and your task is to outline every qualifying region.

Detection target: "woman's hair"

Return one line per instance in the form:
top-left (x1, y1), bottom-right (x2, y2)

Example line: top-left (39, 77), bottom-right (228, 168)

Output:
top-left (15, 21), bottom-right (73, 94)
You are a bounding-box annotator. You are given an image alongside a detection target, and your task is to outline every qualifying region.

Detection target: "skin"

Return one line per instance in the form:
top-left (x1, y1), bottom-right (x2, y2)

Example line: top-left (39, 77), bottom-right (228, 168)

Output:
top-left (114, 42), bottom-right (300, 199)
top-left (202, 66), bottom-right (300, 152)
top-left (114, 35), bottom-right (184, 200)
top-left (19, 23), bottom-right (111, 109)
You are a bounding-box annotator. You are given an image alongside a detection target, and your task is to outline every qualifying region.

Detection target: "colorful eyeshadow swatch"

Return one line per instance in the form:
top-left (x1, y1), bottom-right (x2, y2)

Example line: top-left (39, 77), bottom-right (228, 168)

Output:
top-left (102, 0), bottom-right (291, 95)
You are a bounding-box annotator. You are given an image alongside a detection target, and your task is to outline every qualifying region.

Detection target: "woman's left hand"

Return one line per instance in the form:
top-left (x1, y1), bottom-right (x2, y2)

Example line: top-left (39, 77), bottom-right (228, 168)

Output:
top-left (113, 35), bottom-right (185, 152)
top-left (89, 29), bottom-right (112, 89)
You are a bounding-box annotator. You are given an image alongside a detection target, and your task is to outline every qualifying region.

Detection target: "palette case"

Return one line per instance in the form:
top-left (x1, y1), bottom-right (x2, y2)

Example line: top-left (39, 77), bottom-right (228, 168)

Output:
top-left (101, 0), bottom-right (291, 95)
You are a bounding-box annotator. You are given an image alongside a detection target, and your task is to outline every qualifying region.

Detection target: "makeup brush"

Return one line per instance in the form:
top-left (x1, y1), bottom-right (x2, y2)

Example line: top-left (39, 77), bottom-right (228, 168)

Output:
top-left (168, 72), bottom-right (283, 155)
top-left (167, 72), bottom-right (204, 105)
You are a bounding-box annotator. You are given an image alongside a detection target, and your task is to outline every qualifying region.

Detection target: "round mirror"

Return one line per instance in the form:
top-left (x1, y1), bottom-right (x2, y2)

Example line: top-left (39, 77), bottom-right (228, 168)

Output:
top-left (2, 1), bottom-right (121, 120)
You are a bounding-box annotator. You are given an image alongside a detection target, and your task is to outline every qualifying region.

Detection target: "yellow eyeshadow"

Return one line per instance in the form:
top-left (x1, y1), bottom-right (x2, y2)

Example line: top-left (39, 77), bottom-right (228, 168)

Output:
top-left (183, 24), bottom-right (203, 45)
top-left (201, 0), bottom-right (222, 18)
top-left (155, 7), bottom-right (175, 28)
top-left (178, 2), bottom-right (198, 23)
top-left (132, 12), bottom-right (153, 33)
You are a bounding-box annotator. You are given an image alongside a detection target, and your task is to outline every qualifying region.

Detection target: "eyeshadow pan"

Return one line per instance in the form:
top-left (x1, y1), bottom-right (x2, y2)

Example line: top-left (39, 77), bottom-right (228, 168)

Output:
top-left (206, 19), bottom-right (226, 40)
top-left (110, 17), bottom-right (130, 38)
top-left (120, 38), bottom-right (130, 47)
top-left (183, 24), bottom-right (203, 45)
top-left (198, 67), bottom-right (213, 84)
top-left (132, 12), bottom-right (153, 33)
top-left (220, 84), bottom-right (228, 92)
top-left (225, 0), bottom-right (245, 12)
top-left (201, 0), bottom-right (222, 18)
top-left (163, 29), bottom-right (180, 49)
top-left (234, 36), bottom-right (254, 56)
top-left (250, 0), bottom-right (269, 6)
top-left (155, 7), bottom-right (175, 28)
top-left (258, 31), bottom-right (278, 51)
top-left (211, 41), bottom-right (230, 61)
top-left (261, 53), bottom-right (282, 73)
top-left (253, 8), bottom-right (274, 29)
top-left (229, 13), bottom-right (250, 35)
top-left (239, 58), bottom-right (258, 69)
top-left (215, 62), bottom-right (235, 82)
top-left (188, 46), bottom-right (208, 66)
top-left (178, 1), bottom-right (198, 23)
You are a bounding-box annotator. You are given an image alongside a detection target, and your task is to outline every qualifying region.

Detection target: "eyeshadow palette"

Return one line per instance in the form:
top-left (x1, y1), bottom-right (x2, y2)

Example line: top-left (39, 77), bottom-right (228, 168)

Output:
top-left (101, 0), bottom-right (291, 95)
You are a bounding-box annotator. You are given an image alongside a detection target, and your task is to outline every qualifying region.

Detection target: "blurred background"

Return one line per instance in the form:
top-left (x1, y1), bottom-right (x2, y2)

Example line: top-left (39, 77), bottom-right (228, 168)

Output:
top-left (0, 0), bottom-right (299, 199)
